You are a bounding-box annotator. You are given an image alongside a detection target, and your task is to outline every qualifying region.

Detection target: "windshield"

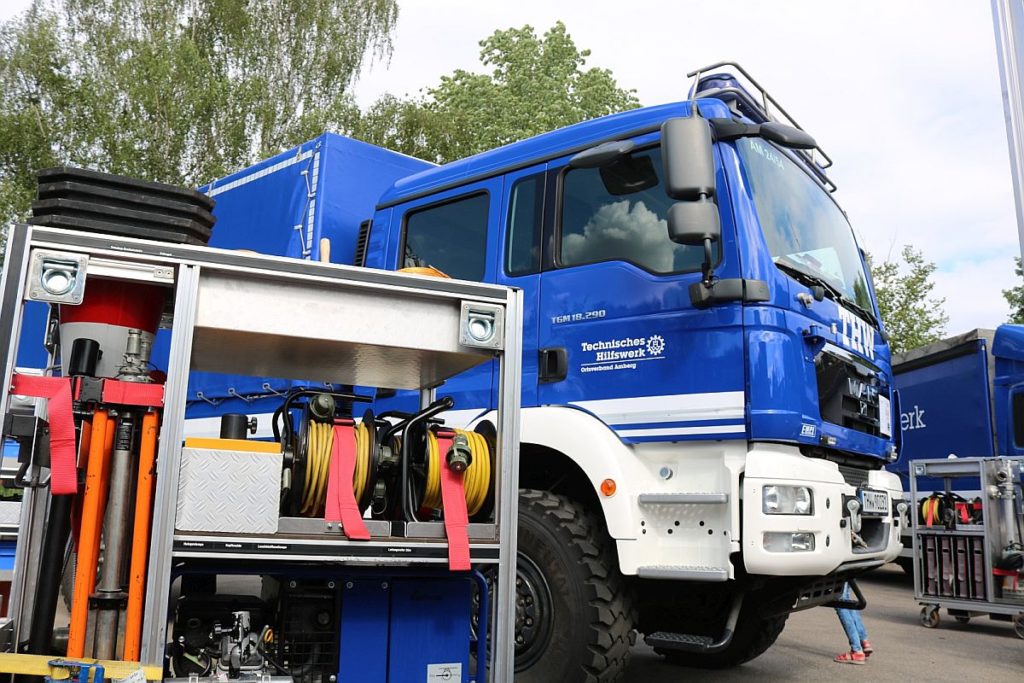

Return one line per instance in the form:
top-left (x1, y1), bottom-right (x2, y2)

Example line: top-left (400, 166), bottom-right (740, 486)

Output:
top-left (735, 138), bottom-right (873, 315)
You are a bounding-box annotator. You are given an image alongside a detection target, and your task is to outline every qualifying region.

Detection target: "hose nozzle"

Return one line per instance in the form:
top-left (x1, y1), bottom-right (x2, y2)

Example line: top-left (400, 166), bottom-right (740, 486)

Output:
top-left (446, 434), bottom-right (472, 473)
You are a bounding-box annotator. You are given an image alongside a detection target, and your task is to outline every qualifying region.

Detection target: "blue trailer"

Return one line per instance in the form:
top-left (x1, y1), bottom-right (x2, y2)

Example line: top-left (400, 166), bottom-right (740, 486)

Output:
top-left (891, 326), bottom-right (1024, 569)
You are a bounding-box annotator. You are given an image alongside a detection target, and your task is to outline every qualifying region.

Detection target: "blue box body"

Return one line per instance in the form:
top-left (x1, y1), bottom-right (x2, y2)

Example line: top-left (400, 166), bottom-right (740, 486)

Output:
top-left (891, 331), bottom-right (996, 493)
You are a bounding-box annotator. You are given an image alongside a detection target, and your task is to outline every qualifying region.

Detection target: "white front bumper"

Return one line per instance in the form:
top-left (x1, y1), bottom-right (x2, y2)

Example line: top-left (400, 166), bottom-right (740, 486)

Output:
top-left (742, 443), bottom-right (904, 576)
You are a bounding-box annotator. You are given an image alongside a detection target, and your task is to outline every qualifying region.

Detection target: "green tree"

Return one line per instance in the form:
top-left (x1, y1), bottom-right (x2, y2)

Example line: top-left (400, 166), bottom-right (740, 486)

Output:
top-left (0, 0), bottom-right (397, 227)
top-left (1003, 257), bottom-right (1024, 324)
top-left (352, 21), bottom-right (640, 163)
top-left (870, 245), bottom-right (948, 353)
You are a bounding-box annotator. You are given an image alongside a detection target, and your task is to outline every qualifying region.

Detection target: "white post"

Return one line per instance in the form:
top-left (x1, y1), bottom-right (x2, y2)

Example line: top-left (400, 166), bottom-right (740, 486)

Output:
top-left (992, 0), bottom-right (1024, 265)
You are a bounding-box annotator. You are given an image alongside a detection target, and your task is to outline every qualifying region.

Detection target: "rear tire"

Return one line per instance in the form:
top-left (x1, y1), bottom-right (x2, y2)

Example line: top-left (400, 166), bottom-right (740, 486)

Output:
top-left (514, 489), bottom-right (636, 682)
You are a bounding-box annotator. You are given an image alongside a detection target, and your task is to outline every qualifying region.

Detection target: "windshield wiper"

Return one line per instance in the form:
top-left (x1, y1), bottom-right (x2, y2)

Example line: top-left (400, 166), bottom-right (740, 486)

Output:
top-left (775, 260), bottom-right (844, 301)
top-left (775, 260), bottom-right (880, 329)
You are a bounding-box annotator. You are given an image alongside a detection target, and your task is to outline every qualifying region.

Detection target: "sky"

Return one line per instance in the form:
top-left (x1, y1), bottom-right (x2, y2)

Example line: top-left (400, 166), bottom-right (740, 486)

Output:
top-left (1, 1), bottom-right (1018, 335)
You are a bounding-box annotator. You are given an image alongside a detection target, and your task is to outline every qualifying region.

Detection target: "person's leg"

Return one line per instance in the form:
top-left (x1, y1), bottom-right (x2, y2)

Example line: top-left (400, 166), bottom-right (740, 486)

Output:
top-left (835, 609), bottom-right (863, 652)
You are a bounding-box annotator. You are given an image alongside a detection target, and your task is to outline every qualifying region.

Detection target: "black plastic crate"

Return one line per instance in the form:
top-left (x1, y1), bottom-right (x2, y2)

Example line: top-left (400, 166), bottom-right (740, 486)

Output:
top-left (31, 166), bottom-right (215, 245)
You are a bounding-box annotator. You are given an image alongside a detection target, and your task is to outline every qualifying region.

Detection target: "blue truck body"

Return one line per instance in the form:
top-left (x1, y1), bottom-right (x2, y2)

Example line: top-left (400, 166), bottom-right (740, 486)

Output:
top-left (891, 327), bottom-right (1024, 484)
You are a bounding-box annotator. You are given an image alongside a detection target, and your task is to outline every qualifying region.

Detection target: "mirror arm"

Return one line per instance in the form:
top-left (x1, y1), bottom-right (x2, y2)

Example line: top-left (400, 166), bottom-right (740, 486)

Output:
top-left (702, 237), bottom-right (714, 286)
top-left (709, 118), bottom-right (761, 142)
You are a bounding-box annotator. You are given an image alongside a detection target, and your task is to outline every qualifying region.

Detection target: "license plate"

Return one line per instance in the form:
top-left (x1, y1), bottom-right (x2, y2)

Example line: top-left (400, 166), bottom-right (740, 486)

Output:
top-left (878, 394), bottom-right (892, 437)
top-left (859, 488), bottom-right (889, 516)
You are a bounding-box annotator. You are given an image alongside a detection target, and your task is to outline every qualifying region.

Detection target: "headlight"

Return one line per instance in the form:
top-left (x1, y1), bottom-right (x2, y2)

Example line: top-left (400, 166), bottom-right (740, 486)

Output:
top-left (762, 485), bottom-right (813, 515)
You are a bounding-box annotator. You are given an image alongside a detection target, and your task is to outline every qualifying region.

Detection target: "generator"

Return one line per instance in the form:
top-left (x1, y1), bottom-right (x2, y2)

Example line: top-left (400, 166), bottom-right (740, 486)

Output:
top-left (0, 214), bottom-right (522, 681)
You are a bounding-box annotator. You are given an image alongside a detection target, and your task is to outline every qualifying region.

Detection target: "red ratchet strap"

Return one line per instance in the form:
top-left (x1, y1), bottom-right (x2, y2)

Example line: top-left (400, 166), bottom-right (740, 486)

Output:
top-left (10, 374), bottom-right (76, 495)
top-left (436, 430), bottom-right (470, 571)
top-left (324, 423), bottom-right (370, 540)
top-left (101, 379), bottom-right (164, 407)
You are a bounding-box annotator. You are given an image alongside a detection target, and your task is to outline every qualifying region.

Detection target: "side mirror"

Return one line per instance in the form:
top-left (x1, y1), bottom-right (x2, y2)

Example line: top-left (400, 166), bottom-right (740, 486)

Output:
top-left (667, 202), bottom-right (721, 246)
top-left (661, 116), bottom-right (716, 201)
top-left (668, 202), bottom-right (720, 286)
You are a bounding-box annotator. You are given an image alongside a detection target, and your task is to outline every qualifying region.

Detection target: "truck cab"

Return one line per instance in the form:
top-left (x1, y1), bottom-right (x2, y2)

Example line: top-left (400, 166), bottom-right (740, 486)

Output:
top-left (361, 64), bottom-right (904, 677)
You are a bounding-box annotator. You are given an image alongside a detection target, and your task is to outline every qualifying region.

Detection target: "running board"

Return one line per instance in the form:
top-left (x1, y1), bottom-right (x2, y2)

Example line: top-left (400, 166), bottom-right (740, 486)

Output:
top-left (638, 492), bottom-right (728, 504)
top-left (637, 565), bottom-right (729, 581)
top-left (645, 593), bottom-right (744, 654)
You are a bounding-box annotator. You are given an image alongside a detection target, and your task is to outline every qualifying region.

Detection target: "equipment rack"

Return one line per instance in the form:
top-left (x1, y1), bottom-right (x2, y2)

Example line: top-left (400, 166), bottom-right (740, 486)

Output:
top-left (911, 456), bottom-right (1024, 636)
top-left (0, 223), bottom-right (523, 680)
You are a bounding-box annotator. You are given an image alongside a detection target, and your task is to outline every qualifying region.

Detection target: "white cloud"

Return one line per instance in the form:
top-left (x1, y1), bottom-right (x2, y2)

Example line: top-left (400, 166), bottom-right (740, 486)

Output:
top-left (562, 199), bottom-right (678, 272)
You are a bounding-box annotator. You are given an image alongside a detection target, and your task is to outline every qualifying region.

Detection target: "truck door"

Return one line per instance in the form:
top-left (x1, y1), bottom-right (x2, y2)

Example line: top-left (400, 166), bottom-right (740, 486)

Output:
top-left (378, 178), bottom-right (503, 423)
top-left (494, 164), bottom-right (547, 408)
top-left (537, 142), bottom-right (747, 443)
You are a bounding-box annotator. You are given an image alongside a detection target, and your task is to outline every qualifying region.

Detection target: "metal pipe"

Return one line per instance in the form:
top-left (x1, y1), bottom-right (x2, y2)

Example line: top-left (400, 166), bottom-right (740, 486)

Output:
top-left (25, 494), bottom-right (72, 654)
top-left (93, 413), bottom-right (135, 660)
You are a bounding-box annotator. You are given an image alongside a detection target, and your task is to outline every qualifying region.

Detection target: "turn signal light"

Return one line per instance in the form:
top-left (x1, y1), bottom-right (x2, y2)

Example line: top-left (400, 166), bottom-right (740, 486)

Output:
top-left (600, 479), bottom-right (617, 497)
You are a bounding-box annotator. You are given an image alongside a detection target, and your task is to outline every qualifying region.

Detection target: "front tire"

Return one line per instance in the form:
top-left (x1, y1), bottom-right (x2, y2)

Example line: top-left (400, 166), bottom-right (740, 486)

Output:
top-left (514, 489), bottom-right (635, 682)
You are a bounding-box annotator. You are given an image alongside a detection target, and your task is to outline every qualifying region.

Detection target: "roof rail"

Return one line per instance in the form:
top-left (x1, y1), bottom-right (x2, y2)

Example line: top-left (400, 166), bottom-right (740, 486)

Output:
top-left (687, 61), bottom-right (836, 192)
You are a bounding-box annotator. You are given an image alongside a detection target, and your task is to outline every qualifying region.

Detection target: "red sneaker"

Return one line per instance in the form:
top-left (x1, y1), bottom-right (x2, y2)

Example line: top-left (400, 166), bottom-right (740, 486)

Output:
top-left (834, 650), bottom-right (866, 665)
top-left (861, 640), bottom-right (874, 656)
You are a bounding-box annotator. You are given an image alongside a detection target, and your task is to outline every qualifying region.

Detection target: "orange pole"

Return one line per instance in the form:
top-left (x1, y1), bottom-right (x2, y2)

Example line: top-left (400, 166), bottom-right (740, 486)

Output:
top-left (67, 409), bottom-right (110, 658)
top-left (122, 410), bottom-right (158, 660)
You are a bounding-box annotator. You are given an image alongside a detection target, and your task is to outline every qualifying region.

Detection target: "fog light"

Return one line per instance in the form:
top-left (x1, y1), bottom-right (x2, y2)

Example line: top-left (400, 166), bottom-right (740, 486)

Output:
top-left (763, 531), bottom-right (816, 552)
top-left (763, 485), bottom-right (813, 515)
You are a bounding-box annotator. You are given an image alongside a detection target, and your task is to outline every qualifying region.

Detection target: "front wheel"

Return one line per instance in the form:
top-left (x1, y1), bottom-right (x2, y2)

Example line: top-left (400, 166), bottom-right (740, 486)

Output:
top-left (514, 489), bottom-right (636, 682)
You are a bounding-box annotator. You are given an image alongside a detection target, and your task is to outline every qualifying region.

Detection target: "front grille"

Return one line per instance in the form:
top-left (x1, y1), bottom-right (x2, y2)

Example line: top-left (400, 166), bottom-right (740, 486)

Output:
top-left (838, 464), bottom-right (869, 488)
top-left (815, 352), bottom-right (886, 437)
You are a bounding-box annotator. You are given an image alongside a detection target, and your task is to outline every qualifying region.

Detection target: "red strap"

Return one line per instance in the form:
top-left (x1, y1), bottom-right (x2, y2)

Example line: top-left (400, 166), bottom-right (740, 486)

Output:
top-left (437, 431), bottom-right (470, 571)
top-left (324, 424), bottom-right (370, 540)
top-left (10, 374), bottom-right (77, 495)
top-left (102, 380), bottom-right (164, 407)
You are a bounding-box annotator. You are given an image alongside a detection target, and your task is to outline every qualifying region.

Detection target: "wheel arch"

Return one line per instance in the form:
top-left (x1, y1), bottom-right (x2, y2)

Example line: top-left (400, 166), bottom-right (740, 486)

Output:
top-left (477, 405), bottom-right (643, 541)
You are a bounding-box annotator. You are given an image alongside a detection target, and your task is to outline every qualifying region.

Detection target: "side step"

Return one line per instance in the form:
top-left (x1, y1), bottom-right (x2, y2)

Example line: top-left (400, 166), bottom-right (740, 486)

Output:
top-left (637, 565), bottom-right (728, 581)
top-left (644, 593), bottom-right (744, 654)
top-left (638, 492), bottom-right (728, 504)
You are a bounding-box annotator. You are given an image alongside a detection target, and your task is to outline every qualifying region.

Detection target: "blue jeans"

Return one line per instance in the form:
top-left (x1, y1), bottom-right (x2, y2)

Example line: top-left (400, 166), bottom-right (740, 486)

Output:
top-left (835, 583), bottom-right (868, 652)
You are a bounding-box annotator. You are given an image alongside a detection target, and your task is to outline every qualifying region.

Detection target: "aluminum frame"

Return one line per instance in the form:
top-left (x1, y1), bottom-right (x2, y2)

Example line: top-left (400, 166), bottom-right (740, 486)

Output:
top-left (910, 456), bottom-right (1024, 621)
top-left (0, 224), bottom-right (523, 681)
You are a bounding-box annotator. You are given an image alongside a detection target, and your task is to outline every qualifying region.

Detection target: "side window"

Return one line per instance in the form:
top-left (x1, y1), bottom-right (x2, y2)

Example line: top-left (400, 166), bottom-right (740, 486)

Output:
top-left (558, 147), bottom-right (707, 274)
top-left (403, 193), bottom-right (489, 281)
top-left (505, 173), bottom-right (544, 276)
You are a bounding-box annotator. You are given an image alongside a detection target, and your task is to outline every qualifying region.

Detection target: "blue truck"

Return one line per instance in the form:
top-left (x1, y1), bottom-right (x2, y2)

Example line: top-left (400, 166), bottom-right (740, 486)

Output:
top-left (891, 325), bottom-right (1024, 570)
top-left (12, 63), bottom-right (904, 681)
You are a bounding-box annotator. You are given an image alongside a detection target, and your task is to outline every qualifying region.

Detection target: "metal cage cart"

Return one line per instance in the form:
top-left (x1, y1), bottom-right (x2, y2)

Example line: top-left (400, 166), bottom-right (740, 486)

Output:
top-left (911, 457), bottom-right (1024, 637)
top-left (0, 223), bottom-right (523, 681)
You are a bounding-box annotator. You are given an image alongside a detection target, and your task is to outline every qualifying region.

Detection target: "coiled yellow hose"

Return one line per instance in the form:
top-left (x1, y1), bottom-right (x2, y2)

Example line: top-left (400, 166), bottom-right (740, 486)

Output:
top-left (422, 429), bottom-right (491, 516)
top-left (302, 419), bottom-right (374, 517)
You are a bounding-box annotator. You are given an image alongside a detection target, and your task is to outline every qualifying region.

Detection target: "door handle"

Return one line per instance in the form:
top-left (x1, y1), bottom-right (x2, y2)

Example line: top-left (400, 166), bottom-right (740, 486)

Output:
top-left (539, 347), bottom-right (568, 383)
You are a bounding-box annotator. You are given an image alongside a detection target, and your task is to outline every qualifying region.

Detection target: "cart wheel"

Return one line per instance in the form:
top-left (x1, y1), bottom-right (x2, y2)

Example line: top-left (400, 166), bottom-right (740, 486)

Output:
top-left (920, 606), bottom-right (940, 628)
top-left (954, 615), bottom-right (971, 625)
top-left (1013, 614), bottom-right (1024, 640)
